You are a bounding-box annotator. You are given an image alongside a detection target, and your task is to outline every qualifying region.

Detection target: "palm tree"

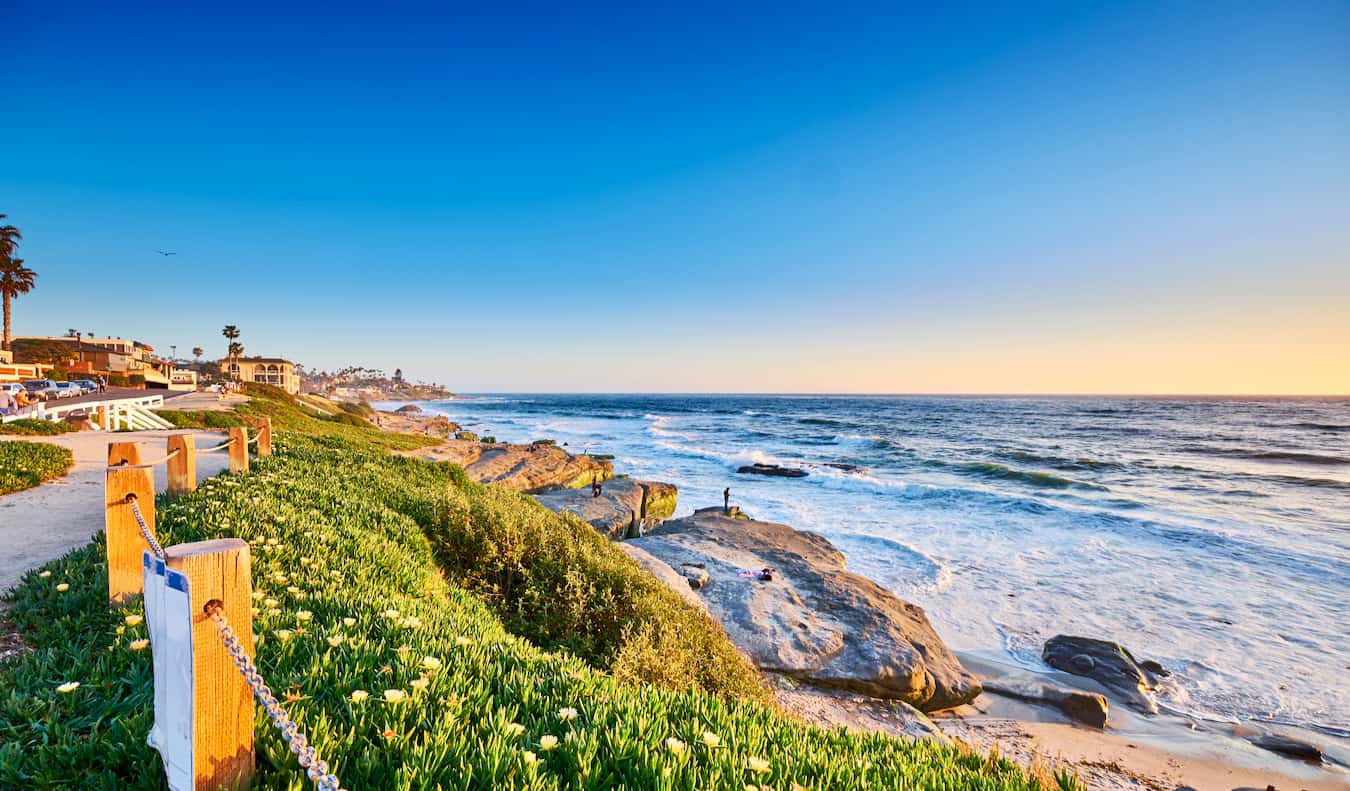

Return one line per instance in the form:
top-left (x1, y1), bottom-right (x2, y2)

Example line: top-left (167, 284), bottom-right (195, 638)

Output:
top-left (0, 215), bottom-right (20, 260)
top-left (1, 257), bottom-right (37, 352)
top-left (222, 325), bottom-right (240, 379)
top-left (192, 347), bottom-right (204, 367)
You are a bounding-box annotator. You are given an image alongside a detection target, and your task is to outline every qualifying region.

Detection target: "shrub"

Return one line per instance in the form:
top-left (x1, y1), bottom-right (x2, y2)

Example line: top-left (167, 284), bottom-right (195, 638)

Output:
top-left (0, 419), bottom-right (79, 436)
top-left (0, 441), bottom-right (74, 494)
top-left (0, 436), bottom-right (1074, 791)
top-left (325, 411), bottom-right (370, 427)
top-left (152, 410), bottom-right (248, 430)
top-left (128, 374), bottom-right (145, 386)
top-left (108, 375), bottom-right (130, 387)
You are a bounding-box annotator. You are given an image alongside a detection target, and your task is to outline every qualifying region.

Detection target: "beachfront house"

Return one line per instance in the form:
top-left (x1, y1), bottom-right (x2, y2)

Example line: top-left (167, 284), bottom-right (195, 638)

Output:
top-left (227, 356), bottom-right (300, 394)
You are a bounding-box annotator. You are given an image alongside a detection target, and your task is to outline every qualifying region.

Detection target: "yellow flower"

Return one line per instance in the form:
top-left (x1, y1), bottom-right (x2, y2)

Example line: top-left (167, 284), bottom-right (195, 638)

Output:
top-left (123, 614), bottom-right (143, 626)
top-left (274, 629), bottom-right (294, 641)
top-left (421, 656), bottom-right (442, 670)
top-left (251, 591), bottom-right (264, 600)
top-left (56, 583), bottom-right (70, 592)
top-left (349, 690), bottom-right (369, 703)
top-left (557, 707), bottom-right (578, 721)
top-left (129, 639), bottom-right (150, 651)
top-left (264, 598), bottom-right (279, 607)
top-left (38, 570), bottom-right (52, 578)
top-left (295, 610), bottom-right (313, 621)
top-left (701, 731), bottom-right (721, 748)
top-left (401, 616), bottom-right (422, 628)
top-left (383, 689), bottom-right (407, 703)
top-left (409, 677), bottom-right (430, 691)
top-left (326, 635), bottom-right (344, 647)
top-left (665, 737), bottom-right (686, 753)
top-left (56, 681), bottom-right (80, 693)
top-left (342, 617), bottom-right (357, 627)
top-left (522, 750), bottom-right (541, 767)
top-left (251, 607), bottom-right (261, 617)
top-left (286, 586), bottom-right (301, 594)
top-left (266, 537), bottom-right (278, 545)
top-left (504, 722), bottom-right (525, 737)
top-left (267, 608), bottom-right (282, 617)
top-left (539, 734), bottom-right (559, 751)
top-left (116, 625), bottom-right (126, 635)
top-left (382, 608), bottom-right (400, 619)
top-left (747, 756), bottom-right (771, 774)
top-left (455, 635), bottom-right (474, 646)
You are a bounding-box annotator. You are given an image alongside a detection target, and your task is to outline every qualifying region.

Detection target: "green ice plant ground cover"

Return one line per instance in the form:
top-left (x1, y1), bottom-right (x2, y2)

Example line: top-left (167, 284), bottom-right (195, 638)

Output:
top-left (0, 432), bottom-right (1079, 790)
top-left (0, 440), bottom-right (74, 494)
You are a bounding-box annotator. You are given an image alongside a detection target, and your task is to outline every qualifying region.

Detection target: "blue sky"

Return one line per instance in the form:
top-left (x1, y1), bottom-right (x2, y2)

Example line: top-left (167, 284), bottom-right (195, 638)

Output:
top-left (4, 1), bottom-right (1348, 393)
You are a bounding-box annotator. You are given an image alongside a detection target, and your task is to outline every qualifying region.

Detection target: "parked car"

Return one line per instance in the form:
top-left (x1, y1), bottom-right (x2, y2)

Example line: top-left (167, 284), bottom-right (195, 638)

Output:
top-left (22, 379), bottom-right (60, 401)
top-left (73, 379), bottom-right (99, 393)
top-left (1, 382), bottom-right (24, 398)
top-left (53, 381), bottom-right (83, 398)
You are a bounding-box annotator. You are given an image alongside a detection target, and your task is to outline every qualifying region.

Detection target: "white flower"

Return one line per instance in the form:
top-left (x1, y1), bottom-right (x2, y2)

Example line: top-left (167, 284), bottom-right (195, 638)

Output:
top-left (56, 583), bottom-right (70, 592)
top-left (747, 756), bottom-right (771, 774)
top-left (383, 689), bottom-right (407, 703)
top-left (421, 656), bottom-right (442, 670)
top-left (264, 598), bottom-right (279, 607)
top-left (410, 677), bottom-right (429, 691)
top-left (56, 681), bottom-right (80, 694)
top-left (455, 635), bottom-right (474, 646)
top-left (401, 616), bottom-right (422, 629)
top-left (382, 609), bottom-right (400, 619)
top-left (326, 635), bottom-right (344, 647)
top-left (522, 750), bottom-right (540, 767)
top-left (38, 570), bottom-right (52, 578)
top-left (274, 629), bottom-right (294, 641)
top-left (342, 617), bottom-right (357, 627)
top-left (251, 591), bottom-right (264, 600)
top-left (504, 722), bottom-right (525, 737)
top-left (665, 737), bottom-right (686, 753)
top-left (557, 707), bottom-right (578, 721)
top-left (295, 610), bottom-right (313, 622)
top-left (539, 734), bottom-right (559, 751)
top-left (701, 731), bottom-right (721, 748)
top-left (349, 690), bottom-right (369, 703)
top-left (123, 614), bottom-right (143, 626)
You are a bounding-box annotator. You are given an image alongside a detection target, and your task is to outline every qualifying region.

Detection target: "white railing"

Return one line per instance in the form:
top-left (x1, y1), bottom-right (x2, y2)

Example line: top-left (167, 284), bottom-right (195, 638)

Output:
top-left (3, 394), bottom-right (174, 431)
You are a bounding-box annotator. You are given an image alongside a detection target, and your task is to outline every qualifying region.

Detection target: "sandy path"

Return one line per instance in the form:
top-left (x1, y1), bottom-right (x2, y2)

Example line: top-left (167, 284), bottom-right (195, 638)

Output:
top-left (0, 430), bottom-right (232, 595)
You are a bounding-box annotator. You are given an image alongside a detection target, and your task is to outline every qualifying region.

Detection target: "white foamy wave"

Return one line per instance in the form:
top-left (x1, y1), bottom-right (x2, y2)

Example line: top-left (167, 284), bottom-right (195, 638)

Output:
top-left (828, 532), bottom-right (953, 594)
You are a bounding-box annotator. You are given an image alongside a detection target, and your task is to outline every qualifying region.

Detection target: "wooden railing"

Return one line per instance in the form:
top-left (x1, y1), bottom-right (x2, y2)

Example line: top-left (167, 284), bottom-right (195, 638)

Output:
top-left (3, 394), bottom-right (174, 430)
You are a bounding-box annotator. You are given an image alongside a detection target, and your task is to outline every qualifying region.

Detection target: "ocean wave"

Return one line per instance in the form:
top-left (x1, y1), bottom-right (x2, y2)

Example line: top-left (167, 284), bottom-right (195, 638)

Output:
top-left (828, 533), bottom-right (953, 593)
top-left (921, 459), bottom-right (1107, 490)
top-left (1181, 445), bottom-right (1349, 466)
top-left (998, 449), bottom-right (1124, 471)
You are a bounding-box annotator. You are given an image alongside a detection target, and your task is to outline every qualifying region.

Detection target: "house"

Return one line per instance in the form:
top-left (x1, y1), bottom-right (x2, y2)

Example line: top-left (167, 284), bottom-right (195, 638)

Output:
top-left (226, 356), bottom-right (300, 394)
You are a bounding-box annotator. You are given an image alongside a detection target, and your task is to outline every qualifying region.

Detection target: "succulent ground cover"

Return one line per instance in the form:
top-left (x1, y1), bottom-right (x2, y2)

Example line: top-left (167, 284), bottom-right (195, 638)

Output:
top-left (0, 440), bottom-right (74, 494)
top-left (0, 421), bottom-right (1079, 790)
top-left (0, 418), bottom-right (80, 436)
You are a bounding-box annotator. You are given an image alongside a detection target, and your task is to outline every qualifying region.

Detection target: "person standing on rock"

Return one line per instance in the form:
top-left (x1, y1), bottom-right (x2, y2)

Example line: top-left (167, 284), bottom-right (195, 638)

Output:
top-left (723, 487), bottom-right (731, 513)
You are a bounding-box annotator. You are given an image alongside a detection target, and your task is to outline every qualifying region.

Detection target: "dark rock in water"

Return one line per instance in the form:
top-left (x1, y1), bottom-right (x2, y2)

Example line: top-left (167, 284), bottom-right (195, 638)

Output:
top-left (1140, 659), bottom-right (1171, 677)
top-left (1042, 635), bottom-right (1162, 714)
top-left (823, 463), bottom-right (865, 473)
top-left (630, 507), bottom-right (980, 710)
top-left (984, 676), bottom-right (1110, 728)
top-left (737, 463), bottom-right (808, 478)
top-left (1251, 733), bottom-right (1323, 762)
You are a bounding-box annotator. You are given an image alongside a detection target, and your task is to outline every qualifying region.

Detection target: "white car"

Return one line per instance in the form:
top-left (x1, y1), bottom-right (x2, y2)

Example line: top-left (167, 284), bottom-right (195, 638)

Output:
top-left (53, 381), bottom-right (83, 398)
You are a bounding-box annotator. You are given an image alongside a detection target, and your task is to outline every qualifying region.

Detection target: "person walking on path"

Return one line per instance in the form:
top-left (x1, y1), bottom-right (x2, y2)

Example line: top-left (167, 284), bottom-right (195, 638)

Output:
top-left (97, 375), bottom-right (106, 394)
top-left (723, 487), bottom-right (731, 513)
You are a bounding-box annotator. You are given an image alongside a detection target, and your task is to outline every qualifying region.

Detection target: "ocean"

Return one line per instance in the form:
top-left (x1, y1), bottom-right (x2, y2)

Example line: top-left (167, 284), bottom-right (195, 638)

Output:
top-left (406, 394), bottom-right (1349, 737)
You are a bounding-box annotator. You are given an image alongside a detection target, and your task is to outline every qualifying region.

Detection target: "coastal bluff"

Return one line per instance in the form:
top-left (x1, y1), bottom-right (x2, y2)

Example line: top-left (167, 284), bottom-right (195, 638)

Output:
top-left (534, 478), bottom-right (678, 538)
top-left (398, 439), bottom-right (613, 492)
top-left (628, 507), bottom-right (981, 711)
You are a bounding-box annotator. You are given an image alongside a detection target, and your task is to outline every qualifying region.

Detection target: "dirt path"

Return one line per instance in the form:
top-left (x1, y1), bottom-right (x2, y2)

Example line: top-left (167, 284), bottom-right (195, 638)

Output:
top-left (0, 430), bottom-right (233, 595)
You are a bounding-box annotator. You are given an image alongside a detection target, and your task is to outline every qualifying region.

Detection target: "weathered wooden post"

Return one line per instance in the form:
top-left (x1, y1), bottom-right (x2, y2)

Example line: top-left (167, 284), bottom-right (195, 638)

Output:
top-left (227, 427), bottom-right (249, 474)
top-left (165, 538), bottom-right (255, 791)
top-left (166, 434), bottom-right (197, 496)
top-left (97, 405), bottom-right (109, 431)
top-left (244, 416), bottom-right (272, 457)
top-left (106, 442), bottom-right (156, 604)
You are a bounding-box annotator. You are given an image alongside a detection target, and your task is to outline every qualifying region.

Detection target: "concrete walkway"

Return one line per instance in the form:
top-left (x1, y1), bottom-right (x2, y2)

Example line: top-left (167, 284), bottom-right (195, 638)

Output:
top-left (0, 430), bottom-right (233, 596)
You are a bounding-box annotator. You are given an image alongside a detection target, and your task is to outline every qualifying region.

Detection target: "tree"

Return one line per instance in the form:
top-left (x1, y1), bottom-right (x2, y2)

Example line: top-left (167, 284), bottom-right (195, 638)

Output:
top-left (192, 347), bottom-right (204, 366)
top-left (1, 215), bottom-right (34, 352)
top-left (394, 368), bottom-right (403, 383)
top-left (222, 325), bottom-right (241, 380)
top-left (1, 260), bottom-right (37, 353)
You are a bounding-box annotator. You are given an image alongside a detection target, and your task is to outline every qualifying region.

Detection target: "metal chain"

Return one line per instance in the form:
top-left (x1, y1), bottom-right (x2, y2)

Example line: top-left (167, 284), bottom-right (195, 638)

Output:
top-left (126, 495), bottom-right (166, 559)
top-left (204, 601), bottom-right (344, 791)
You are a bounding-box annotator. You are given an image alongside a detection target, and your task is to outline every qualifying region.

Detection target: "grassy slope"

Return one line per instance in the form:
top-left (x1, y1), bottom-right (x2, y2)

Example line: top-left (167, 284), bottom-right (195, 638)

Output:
top-left (0, 441), bottom-right (75, 495)
top-left (0, 396), bottom-right (1078, 791)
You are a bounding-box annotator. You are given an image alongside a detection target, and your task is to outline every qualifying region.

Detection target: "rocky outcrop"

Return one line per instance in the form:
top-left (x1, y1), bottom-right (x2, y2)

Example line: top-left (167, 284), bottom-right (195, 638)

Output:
top-left (534, 478), bottom-right (678, 538)
top-left (1041, 635), bottom-right (1163, 714)
top-left (983, 674), bottom-right (1110, 728)
top-left (629, 507), bottom-right (979, 711)
top-left (398, 439), bottom-right (613, 492)
top-left (737, 463), bottom-right (808, 478)
top-left (617, 543), bottom-right (709, 615)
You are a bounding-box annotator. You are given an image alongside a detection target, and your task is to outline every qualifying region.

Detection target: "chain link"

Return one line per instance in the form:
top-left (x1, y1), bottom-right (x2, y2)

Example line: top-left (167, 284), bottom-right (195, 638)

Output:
top-left (204, 601), bottom-right (344, 791)
top-left (126, 495), bottom-right (166, 559)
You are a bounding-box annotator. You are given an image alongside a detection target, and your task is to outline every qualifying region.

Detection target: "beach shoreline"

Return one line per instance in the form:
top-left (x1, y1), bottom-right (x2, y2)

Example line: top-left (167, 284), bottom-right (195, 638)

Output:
top-left (372, 399), bottom-right (1350, 790)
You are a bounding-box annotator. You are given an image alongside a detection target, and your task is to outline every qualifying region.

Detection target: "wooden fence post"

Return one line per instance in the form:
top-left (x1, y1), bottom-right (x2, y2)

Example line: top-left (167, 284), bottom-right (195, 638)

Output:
top-left (166, 434), bottom-right (197, 496)
top-left (97, 405), bottom-right (109, 431)
top-left (106, 442), bottom-right (156, 604)
top-left (227, 427), bottom-right (248, 474)
top-left (165, 539), bottom-right (255, 791)
top-left (243, 416), bottom-right (272, 457)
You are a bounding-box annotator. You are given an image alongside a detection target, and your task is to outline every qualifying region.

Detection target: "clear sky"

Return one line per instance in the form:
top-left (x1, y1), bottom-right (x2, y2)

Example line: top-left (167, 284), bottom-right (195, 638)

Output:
top-left (4, 1), bottom-right (1348, 393)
